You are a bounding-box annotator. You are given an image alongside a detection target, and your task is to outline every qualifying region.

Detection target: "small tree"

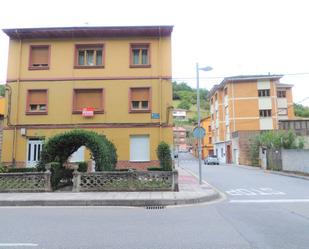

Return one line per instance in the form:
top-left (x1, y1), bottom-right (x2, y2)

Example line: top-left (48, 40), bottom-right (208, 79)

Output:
top-left (177, 100), bottom-right (191, 110)
top-left (156, 141), bottom-right (172, 171)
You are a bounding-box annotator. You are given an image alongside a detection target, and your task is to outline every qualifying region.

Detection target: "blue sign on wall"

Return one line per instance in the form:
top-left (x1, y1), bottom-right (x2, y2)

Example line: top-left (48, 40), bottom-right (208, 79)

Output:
top-left (151, 113), bottom-right (160, 119)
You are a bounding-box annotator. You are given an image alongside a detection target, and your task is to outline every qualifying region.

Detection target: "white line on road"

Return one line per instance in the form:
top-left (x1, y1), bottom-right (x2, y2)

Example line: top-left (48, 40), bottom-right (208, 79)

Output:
top-left (0, 243), bottom-right (38, 247)
top-left (230, 199), bottom-right (309, 203)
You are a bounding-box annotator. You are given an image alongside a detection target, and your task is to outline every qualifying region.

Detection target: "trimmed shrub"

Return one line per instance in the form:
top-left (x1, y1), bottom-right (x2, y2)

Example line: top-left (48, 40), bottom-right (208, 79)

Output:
top-left (156, 141), bottom-right (173, 171)
top-left (78, 161), bottom-right (88, 172)
top-left (39, 129), bottom-right (118, 171)
top-left (0, 163), bottom-right (8, 173)
top-left (49, 163), bottom-right (73, 190)
top-left (7, 168), bottom-right (37, 173)
top-left (147, 167), bottom-right (163, 171)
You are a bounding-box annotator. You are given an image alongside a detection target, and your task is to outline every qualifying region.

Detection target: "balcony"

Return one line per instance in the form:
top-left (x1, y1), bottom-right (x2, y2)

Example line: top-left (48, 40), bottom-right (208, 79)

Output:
top-left (216, 119), bottom-right (219, 128)
top-left (224, 95), bottom-right (228, 107)
top-left (225, 115), bottom-right (229, 126)
top-left (215, 101), bottom-right (218, 111)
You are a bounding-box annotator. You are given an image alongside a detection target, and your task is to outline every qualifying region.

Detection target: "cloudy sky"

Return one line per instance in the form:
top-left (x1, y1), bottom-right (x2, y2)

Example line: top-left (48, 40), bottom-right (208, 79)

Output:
top-left (1, 0), bottom-right (309, 105)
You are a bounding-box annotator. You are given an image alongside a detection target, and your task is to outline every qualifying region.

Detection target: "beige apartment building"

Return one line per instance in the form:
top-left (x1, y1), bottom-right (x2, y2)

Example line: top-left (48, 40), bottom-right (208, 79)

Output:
top-left (209, 75), bottom-right (294, 165)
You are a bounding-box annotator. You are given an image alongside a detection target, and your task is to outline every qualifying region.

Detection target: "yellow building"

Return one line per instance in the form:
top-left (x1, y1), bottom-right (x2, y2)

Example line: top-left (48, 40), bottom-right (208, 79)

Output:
top-left (209, 75), bottom-right (294, 165)
top-left (193, 117), bottom-right (213, 159)
top-left (1, 26), bottom-right (174, 169)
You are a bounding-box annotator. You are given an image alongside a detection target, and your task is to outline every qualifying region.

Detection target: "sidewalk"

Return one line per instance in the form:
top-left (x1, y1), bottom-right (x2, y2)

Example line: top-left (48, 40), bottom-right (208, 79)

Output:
top-left (0, 167), bottom-right (221, 207)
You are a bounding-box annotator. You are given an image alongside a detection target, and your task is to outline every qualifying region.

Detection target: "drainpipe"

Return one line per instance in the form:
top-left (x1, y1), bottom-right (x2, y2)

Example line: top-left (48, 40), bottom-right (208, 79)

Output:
top-left (11, 32), bottom-right (23, 166)
top-left (158, 27), bottom-right (163, 142)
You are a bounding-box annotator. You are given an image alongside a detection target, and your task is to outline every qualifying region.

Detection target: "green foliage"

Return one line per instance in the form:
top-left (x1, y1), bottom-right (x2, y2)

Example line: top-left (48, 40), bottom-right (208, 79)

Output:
top-left (49, 162), bottom-right (73, 190)
top-left (177, 100), bottom-right (191, 110)
top-left (7, 168), bottom-right (37, 173)
top-left (39, 129), bottom-right (118, 172)
top-left (147, 166), bottom-right (163, 171)
top-left (249, 130), bottom-right (305, 166)
top-left (78, 161), bottom-right (88, 172)
top-left (0, 85), bottom-right (5, 97)
top-left (0, 163), bottom-right (8, 173)
top-left (294, 103), bottom-right (309, 117)
top-left (156, 141), bottom-right (173, 171)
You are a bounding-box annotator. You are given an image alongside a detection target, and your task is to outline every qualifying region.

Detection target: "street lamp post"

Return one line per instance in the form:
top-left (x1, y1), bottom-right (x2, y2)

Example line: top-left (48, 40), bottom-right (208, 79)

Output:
top-left (196, 63), bottom-right (213, 185)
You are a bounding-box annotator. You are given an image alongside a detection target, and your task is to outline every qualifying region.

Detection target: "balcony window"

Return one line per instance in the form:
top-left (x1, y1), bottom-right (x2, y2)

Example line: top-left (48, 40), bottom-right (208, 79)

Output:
top-left (259, 109), bottom-right (272, 117)
top-left (258, 89), bottom-right (270, 97)
top-left (277, 90), bottom-right (286, 98)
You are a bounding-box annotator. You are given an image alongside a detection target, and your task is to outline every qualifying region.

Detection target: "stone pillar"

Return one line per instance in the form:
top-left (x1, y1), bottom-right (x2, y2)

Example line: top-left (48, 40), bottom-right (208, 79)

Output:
top-left (72, 164), bottom-right (81, 192)
top-left (172, 170), bottom-right (179, 192)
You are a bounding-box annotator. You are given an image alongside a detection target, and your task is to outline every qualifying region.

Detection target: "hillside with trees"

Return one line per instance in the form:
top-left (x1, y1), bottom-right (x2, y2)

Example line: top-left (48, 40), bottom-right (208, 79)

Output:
top-left (172, 81), bottom-right (210, 124)
top-left (294, 103), bottom-right (309, 118)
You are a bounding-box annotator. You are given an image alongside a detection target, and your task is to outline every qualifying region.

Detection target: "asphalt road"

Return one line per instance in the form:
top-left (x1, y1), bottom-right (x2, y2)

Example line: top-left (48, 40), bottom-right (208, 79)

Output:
top-left (0, 152), bottom-right (308, 249)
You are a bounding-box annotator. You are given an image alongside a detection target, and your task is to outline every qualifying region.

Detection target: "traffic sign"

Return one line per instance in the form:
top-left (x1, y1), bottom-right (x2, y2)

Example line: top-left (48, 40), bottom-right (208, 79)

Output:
top-left (193, 127), bottom-right (206, 138)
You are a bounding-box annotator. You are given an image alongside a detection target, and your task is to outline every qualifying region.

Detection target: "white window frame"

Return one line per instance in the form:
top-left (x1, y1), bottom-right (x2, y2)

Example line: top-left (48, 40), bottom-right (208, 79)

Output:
top-left (130, 135), bottom-right (150, 162)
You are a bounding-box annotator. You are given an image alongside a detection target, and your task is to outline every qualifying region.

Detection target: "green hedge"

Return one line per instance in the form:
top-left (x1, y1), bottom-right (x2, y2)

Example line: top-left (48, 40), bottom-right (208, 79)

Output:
top-left (39, 129), bottom-right (117, 171)
top-left (156, 142), bottom-right (172, 171)
top-left (7, 168), bottom-right (38, 173)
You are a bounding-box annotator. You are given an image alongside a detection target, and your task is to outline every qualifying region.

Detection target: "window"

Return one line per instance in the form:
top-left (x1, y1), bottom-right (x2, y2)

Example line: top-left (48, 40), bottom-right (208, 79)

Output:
top-left (130, 44), bottom-right (150, 67)
top-left (73, 89), bottom-right (104, 113)
top-left (215, 94), bottom-right (218, 100)
top-left (129, 87), bottom-right (151, 112)
top-left (208, 125), bottom-right (211, 132)
top-left (26, 89), bottom-right (48, 114)
top-left (75, 44), bottom-right (104, 68)
top-left (258, 89), bottom-right (270, 97)
top-left (221, 148), bottom-right (224, 157)
top-left (130, 135), bottom-right (150, 161)
top-left (29, 45), bottom-right (50, 70)
top-left (224, 88), bottom-right (228, 95)
top-left (259, 109), bottom-right (272, 117)
top-left (277, 90), bottom-right (286, 98)
top-left (278, 108), bottom-right (288, 116)
top-left (210, 98), bottom-right (213, 104)
top-left (209, 137), bottom-right (212, 144)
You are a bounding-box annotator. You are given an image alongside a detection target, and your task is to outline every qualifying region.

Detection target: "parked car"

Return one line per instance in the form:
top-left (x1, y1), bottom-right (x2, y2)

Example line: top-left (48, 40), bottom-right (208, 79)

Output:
top-left (173, 149), bottom-right (179, 158)
top-left (204, 155), bottom-right (219, 165)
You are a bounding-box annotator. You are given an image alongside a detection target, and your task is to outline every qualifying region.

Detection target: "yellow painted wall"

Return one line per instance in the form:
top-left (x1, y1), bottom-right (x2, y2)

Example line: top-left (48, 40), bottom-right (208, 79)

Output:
top-left (2, 31), bottom-right (173, 166)
top-left (7, 37), bottom-right (171, 80)
top-left (7, 79), bottom-right (172, 125)
top-left (2, 127), bottom-right (172, 167)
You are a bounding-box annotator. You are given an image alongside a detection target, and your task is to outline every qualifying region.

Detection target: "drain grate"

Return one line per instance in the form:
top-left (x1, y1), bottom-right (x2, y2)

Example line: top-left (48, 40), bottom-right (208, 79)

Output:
top-left (145, 205), bottom-right (166, 210)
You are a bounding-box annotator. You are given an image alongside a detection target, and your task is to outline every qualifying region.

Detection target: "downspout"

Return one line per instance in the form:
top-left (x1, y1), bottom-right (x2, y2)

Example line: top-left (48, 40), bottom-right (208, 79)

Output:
top-left (158, 27), bottom-right (163, 142)
top-left (12, 33), bottom-right (23, 166)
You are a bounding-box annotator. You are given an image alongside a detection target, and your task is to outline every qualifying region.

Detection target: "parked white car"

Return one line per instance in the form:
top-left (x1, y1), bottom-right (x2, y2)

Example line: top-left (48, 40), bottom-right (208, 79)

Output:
top-left (204, 155), bottom-right (219, 165)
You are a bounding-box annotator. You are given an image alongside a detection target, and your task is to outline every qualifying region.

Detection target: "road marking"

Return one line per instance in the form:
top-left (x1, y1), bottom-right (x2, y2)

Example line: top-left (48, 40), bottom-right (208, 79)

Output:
top-left (0, 243), bottom-right (38, 247)
top-left (230, 199), bottom-right (309, 203)
top-left (226, 188), bottom-right (285, 196)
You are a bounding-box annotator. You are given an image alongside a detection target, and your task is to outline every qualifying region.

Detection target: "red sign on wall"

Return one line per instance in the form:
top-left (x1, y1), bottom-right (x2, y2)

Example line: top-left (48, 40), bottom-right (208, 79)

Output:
top-left (82, 107), bottom-right (94, 117)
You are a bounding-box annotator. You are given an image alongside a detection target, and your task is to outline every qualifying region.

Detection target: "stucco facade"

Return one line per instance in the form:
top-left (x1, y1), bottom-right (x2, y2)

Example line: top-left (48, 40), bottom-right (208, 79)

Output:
top-left (2, 26), bottom-right (173, 169)
top-left (209, 75), bottom-right (294, 164)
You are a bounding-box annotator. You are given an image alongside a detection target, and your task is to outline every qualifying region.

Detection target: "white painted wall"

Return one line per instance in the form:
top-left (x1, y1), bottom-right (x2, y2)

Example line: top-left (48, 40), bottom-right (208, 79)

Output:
top-left (258, 97), bottom-right (272, 109)
top-left (277, 98), bottom-right (288, 108)
top-left (259, 118), bottom-right (273, 130)
top-left (214, 143), bottom-right (226, 163)
top-left (257, 80), bottom-right (270, 89)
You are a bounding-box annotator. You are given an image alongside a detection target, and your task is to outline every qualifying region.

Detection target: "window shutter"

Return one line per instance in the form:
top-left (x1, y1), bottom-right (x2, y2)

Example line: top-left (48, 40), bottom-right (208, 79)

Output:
top-left (131, 88), bottom-right (149, 101)
top-left (29, 90), bottom-right (47, 104)
top-left (75, 89), bottom-right (102, 110)
top-left (31, 47), bottom-right (49, 65)
top-left (130, 135), bottom-right (150, 161)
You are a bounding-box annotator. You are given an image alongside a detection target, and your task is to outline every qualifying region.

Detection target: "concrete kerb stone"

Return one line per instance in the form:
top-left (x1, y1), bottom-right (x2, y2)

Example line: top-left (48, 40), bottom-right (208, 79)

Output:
top-left (0, 191), bottom-right (220, 207)
top-left (235, 164), bottom-right (309, 181)
top-left (0, 167), bottom-right (221, 207)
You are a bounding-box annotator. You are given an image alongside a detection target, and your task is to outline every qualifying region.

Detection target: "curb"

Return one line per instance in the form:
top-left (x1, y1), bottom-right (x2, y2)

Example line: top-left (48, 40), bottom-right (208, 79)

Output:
top-left (0, 191), bottom-right (220, 207)
top-left (235, 164), bottom-right (309, 181)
